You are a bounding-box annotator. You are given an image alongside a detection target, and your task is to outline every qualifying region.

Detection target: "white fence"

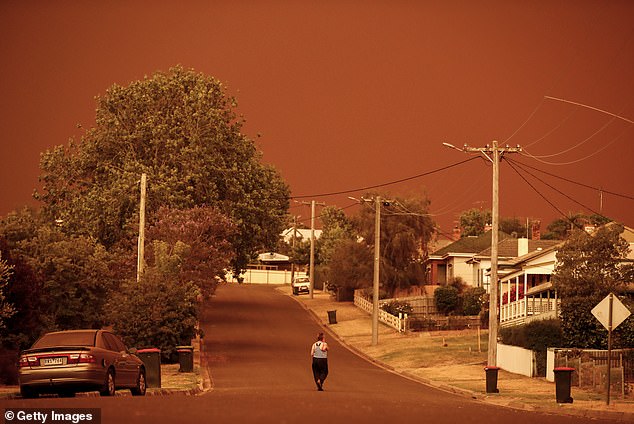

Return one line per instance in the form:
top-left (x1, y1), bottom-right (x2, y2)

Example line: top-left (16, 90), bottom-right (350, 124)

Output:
top-left (353, 292), bottom-right (408, 332)
top-left (497, 343), bottom-right (536, 377)
top-left (226, 269), bottom-right (296, 285)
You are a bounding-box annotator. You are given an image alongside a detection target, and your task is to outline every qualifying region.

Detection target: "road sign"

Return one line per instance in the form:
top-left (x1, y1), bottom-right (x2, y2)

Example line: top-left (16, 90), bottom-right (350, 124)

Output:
top-left (591, 293), bottom-right (631, 406)
top-left (591, 293), bottom-right (631, 330)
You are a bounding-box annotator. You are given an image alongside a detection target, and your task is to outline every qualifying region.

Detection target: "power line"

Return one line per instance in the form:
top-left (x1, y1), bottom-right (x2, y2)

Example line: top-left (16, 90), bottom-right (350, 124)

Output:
top-left (522, 115), bottom-right (619, 158)
top-left (504, 159), bottom-right (583, 230)
top-left (507, 159), bottom-right (634, 201)
top-left (544, 96), bottom-right (634, 125)
top-left (520, 128), bottom-right (629, 166)
top-left (506, 158), bottom-right (603, 217)
top-left (290, 157), bottom-right (480, 200)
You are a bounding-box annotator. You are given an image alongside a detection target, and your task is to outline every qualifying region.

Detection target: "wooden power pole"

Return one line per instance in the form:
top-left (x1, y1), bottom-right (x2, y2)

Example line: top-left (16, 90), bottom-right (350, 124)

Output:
top-left (444, 141), bottom-right (521, 366)
top-left (137, 173), bottom-right (147, 282)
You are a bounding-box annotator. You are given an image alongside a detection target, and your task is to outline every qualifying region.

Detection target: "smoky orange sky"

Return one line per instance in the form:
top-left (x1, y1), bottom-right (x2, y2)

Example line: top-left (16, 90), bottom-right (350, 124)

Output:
top-left (1, 1), bottom-right (633, 234)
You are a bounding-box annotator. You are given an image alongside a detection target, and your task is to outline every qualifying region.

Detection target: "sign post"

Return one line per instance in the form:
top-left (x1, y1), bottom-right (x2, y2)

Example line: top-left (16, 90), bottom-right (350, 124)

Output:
top-left (591, 293), bottom-right (631, 405)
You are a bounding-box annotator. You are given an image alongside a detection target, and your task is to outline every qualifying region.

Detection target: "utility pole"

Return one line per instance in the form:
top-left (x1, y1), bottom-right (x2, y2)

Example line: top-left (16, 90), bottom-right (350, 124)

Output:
top-left (349, 195), bottom-right (392, 346)
top-left (290, 215), bottom-right (299, 284)
top-left (137, 173), bottom-right (147, 282)
top-left (372, 196), bottom-right (382, 346)
top-left (310, 200), bottom-right (316, 299)
top-left (443, 141), bottom-right (521, 366)
top-left (298, 200), bottom-right (325, 299)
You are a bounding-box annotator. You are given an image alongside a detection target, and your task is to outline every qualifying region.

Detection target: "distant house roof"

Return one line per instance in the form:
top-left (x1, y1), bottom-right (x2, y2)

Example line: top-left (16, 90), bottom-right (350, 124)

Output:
top-left (430, 231), bottom-right (512, 257)
top-left (257, 252), bottom-right (290, 263)
top-left (476, 239), bottom-right (561, 258)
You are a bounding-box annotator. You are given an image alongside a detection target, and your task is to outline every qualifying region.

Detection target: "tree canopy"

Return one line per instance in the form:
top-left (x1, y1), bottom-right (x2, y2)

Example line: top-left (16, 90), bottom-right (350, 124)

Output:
top-left (36, 66), bottom-right (289, 274)
top-left (459, 208), bottom-right (491, 237)
top-left (355, 194), bottom-right (435, 295)
top-left (0, 252), bottom-right (15, 333)
top-left (552, 223), bottom-right (634, 348)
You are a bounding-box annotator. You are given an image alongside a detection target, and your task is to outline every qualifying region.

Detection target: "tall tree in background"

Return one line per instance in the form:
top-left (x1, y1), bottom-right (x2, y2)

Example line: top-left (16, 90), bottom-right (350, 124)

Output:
top-left (459, 208), bottom-right (491, 237)
top-left (317, 206), bottom-right (355, 266)
top-left (552, 223), bottom-right (634, 348)
top-left (543, 213), bottom-right (612, 240)
top-left (36, 66), bottom-right (289, 274)
top-left (499, 217), bottom-right (527, 238)
top-left (356, 194), bottom-right (435, 295)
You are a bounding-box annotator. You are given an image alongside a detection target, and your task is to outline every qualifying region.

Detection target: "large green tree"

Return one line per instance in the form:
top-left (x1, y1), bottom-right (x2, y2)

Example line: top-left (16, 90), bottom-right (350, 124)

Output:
top-left (36, 66), bottom-right (289, 274)
top-left (355, 194), bottom-right (435, 295)
top-left (552, 223), bottom-right (634, 348)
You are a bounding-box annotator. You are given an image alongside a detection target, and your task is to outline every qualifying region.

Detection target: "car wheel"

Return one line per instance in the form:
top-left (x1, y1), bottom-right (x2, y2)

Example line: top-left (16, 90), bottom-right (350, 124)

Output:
top-left (19, 386), bottom-right (38, 399)
top-left (99, 369), bottom-right (116, 396)
top-left (131, 369), bottom-right (146, 396)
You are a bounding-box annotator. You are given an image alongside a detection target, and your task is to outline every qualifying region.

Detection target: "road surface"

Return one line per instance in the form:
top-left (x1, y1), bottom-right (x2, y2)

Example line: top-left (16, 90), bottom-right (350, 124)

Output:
top-left (1, 284), bottom-right (621, 423)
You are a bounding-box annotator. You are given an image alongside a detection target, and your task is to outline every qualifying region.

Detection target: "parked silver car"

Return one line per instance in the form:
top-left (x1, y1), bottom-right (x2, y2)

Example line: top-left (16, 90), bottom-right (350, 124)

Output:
top-left (18, 329), bottom-right (146, 398)
top-left (292, 276), bottom-right (310, 295)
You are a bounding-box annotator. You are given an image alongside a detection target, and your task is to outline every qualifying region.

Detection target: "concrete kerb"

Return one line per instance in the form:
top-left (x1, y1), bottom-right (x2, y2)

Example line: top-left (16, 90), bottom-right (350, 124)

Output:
top-left (286, 288), bottom-right (634, 422)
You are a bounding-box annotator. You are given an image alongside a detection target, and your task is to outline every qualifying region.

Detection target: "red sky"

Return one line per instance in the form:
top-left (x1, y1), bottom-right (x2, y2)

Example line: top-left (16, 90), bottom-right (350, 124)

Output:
top-left (1, 1), bottom-right (633, 234)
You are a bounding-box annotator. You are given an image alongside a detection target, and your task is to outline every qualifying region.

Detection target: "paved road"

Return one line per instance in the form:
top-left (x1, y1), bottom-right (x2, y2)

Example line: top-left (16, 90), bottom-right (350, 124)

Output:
top-left (1, 284), bottom-right (622, 423)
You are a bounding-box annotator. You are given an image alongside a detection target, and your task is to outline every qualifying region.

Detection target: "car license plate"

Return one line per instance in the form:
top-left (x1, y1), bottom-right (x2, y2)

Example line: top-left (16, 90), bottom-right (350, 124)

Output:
top-left (41, 357), bottom-right (66, 366)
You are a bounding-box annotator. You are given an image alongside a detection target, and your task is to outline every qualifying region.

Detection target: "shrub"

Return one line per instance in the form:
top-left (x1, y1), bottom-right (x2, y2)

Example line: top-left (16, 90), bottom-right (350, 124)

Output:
top-left (434, 285), bottom-right (460, 315)
top-left (500, 319), bottom-right (563, 376)
top-left (107, 270), bottom-right (201, 363)
top-left (462, 287), bottom-right (486, 315)
top-left (381, 300), bottom-right (413, 317)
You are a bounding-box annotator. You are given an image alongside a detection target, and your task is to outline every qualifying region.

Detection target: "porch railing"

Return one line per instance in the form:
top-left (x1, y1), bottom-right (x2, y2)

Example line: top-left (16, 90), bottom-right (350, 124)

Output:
top-left (500, 298), bottom-right (559, 324)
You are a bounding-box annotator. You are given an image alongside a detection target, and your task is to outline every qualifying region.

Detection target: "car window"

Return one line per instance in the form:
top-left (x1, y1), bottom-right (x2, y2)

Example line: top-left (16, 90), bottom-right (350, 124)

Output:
top-left (32, 331), bottom-right (97, 348)
top-left (100, 333), bottom-right (117, 351)
top-left (103, 333), bottom-right (126, 353)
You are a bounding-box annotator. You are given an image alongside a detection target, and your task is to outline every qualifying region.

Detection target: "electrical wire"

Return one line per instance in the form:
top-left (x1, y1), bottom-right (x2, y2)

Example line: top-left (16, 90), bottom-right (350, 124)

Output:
top-left (544, 96), bottom-right (634, 125)
top-left (290, 157), bottom-right (480, 200)
top-left (292, 201), bottom-right (359, 226)
top-left (504, 159), bottom-right (585, 230)
top-left (522, 109), bottom-right (577, 149)
top-left (506, 158), bottom-right (634, 238)
top-left (507, 158), bottom-right (634, 201)
top-left (524, 115), bottom-right (618, 158)
top-left (506, 159), bottom-right (602, 216)
top-left (504, 98), bottom-right (546, 144)
top-left (520, 128), bottom-right (629, 165)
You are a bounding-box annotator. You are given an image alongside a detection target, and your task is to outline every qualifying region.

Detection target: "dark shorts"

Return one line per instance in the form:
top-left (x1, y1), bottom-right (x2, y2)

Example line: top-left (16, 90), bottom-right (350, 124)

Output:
top-left (312, 357), bottom-right (328, 383)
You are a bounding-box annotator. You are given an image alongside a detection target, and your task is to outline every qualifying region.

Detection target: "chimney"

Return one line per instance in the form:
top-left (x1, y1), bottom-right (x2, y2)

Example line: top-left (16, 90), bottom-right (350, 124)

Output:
top-left (531, 220), bottom-right (541, 240)
top-left (518, 238), bottom-right (529, 257)
top-left (452, 222), bottom-right (461, 241)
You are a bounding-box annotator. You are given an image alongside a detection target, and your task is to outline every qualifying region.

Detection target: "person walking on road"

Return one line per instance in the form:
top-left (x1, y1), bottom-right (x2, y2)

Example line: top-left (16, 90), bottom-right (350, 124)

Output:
top-left (311, 332), bottom-right (329, 391)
